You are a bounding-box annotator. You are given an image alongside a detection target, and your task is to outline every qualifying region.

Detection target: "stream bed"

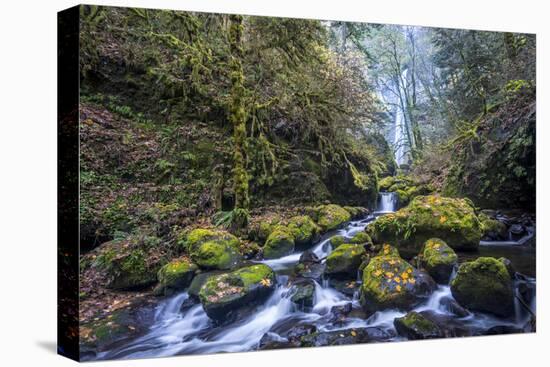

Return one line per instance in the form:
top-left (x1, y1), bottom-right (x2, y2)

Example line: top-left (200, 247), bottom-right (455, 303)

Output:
top-left (88, 207), bottom-right (536, 361)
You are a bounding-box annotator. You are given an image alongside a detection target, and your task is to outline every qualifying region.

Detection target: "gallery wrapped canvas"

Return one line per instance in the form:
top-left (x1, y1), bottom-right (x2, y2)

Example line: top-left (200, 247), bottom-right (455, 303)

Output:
top-left (58, 4), bottom-right (536, 362)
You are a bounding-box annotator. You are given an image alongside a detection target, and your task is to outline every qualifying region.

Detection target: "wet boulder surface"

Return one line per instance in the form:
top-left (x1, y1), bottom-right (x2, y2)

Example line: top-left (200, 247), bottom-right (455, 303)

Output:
top-left (360, 245), bottom-right (436, 313)
top-left (450, 257), bottom-right (514, 317)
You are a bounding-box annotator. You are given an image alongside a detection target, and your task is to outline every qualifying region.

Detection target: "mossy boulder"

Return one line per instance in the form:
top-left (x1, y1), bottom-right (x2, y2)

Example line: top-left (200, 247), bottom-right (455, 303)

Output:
top-left (350, 232), bottom-right (373, 247)
top-left (249, 215), bottom-right (281, 243)
top-left (300, 327), bottom-right (391, 347)
top-left (367, 195), bottom-right (482, 257)
top-left (198, 264), bottom-right (276, 322)
top-left (263, 225), bottom-right (296, 259)
top-left (394, 311), bottom-right (443, 340)
top-left (419, 238), bottom-right (458, 284)
top-left (479, 213), bottom-right (508, 240)
top-left (288, 215), bottom-right (320, 246)
top-left (450, 257), bottom-right (514, 317)
top-left (184, 228), bottom-right (243, 270)
top-left (330, 235), bottom-right (346, 248)
top-left (93, 235), bottom-right (165, 290)
top-left (360, 245), bottom-right (436, 313)
top-left (315, 204), bottom-right (351, 232)
top-left (154, 257), bottom-right (198, 296)
top-left (343, 206), bottom-right (369, 219)
top-left (326, 244), bottom-right (367, 277)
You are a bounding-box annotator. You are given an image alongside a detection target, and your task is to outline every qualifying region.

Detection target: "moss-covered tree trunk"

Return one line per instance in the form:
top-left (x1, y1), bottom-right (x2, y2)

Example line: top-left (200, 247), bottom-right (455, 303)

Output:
top-left (228, 15), bottom-right (249, 211)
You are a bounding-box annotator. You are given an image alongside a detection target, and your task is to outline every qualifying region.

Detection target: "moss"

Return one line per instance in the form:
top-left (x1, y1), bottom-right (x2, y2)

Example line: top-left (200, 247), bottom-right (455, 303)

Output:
top-left (360, 248), bottom-right (434, 312)
top-left (316, 204), bottom-right (351, 232)
top-left (287, 215), bottom-right (320, 245)
top-left (394, 312), bottom-right (442, 339)
top-left (350, 232), bottom-right (373, 246)
top-left (198, 264), bottom-right (275, 321)
top-left (155, 257), bottom-right (198, 296)
top-left (263, 225), bottom-right (295, 259)
top-left (367, 195), bottom-right (482, 256)
top-left (376, 243), bottom-right (400, 257)
top-left (330, 235), bottom-right (346, 248)
top-left (420, 238), bottom-right (457, 283)
top-left (184, 228), bottom-right (243, 270)
top-left (450, 257), bottom-right (514, 316)
top-left (326, 244), bottom-right (367, 276)
top-left (479, 213), bottom-right (508, 239)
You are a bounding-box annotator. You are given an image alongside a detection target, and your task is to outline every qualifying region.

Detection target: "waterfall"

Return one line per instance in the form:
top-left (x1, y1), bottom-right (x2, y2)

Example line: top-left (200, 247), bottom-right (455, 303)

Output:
top-left (376, 192), bottom-right (398, 213)
top-left (394, 69), bottom-right (409, 166)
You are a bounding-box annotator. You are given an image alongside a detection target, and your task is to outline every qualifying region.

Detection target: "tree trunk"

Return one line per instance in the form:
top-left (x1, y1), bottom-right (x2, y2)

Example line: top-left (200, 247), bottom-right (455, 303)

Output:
top-left (228, 14), bottom-right (249, 210)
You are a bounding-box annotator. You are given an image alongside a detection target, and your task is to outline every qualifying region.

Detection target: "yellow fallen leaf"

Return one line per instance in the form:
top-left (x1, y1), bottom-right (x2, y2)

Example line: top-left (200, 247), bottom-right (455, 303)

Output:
top-left (351, 330), bottom-right (357, 336)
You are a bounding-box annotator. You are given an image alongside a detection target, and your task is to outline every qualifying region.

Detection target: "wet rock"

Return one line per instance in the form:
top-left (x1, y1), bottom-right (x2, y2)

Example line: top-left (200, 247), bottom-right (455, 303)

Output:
top-left (184, 228), bottom-right (243, 270)
top-left (315, 204), bottom-right (352, 232)
top-left (294, 261), bottom-right (325, 281)
top-left (349, 232), bottom-right (373, 247)
top-left (498, 257), bottom-right (516, 277)
top-left (419, 238), bottom-right (458, 284)
top-left (154, 257), bottom-right (198, 296)
top-left (451, 257), bottom-right (514, 317)
top-left (328, 278), bottom-right (360, 297)
top-left (290, 279), bottom-right (315, 310)
top-left (187, 271), bottom-right (222, 299)
top-left (299, 250), bottom-right (320, 264)
top-left (263, 225), bottom-right (295, 259)
top-left (440, 297), bottom-right (470, 318)
top-left (360, 245), bottom-right (436, 313)
top-left (479, 213), bottom-right (508, 241)
top-left (330, 235), bottom-right (346, 248)
top-left (287, 215), bottom-right (320, 247)
top-left (329, 302), bottom-right (353, 323)
top-left (483, 325), bottom-right (523, 335)
top-left (300, 327), bottom-right (391, 347)
top-left (367, 195), bottom-right (482, 256)
top-left (326, 244), bottom-right (367, 277)
top-left (394, 311), bottom-right (444, 340)
top-left (268, 318), bottom-right (318, 342)
top-left (198, 264), bottom-right (276, 322)
top-left (258, 332), bottom-right (294, 350)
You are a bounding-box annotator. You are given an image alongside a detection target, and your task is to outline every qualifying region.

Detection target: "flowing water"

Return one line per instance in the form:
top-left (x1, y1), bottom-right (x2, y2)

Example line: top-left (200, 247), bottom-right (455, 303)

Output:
top-left (89, 194), bottom-right (536, 361)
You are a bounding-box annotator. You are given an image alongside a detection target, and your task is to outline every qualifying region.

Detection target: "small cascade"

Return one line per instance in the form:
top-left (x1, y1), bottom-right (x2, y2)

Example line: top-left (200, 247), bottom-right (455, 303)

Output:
top-left (376, 192), bottom-right (398, 214)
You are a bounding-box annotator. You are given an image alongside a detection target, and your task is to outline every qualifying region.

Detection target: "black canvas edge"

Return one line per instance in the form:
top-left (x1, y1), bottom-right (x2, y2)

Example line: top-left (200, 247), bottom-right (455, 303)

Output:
top-left (58, 4), bottom-right (81, 362)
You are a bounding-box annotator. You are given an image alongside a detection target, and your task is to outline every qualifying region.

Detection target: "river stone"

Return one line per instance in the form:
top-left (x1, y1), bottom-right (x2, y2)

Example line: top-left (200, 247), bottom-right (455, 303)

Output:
top-left (325, 244), bottom-right (367, 277)
top-left (300, 327), bottom-right (391, 347)
top-left (290, 279), bottom-right (315, 310)
top-left (360, 245), bottom-right (436, 313)
top-left (198, 264), bottom-right (276, 322)
top-left (440, 297), bottom-right (470, 318)
top-left (349, 231), bottom-right (373, 247)
top-left (394, 311), bottom-right (444, 340)
top-left (330, 235), bottom-right (346, 248)
top-left (367, 195), bottom-right (482, 256)
top-left (299, 250), bottom-right (320, 264)
top-left (479, 213), bottom-right (508, 240)
top-left (287, 215), bottom-right (320, 246)
top-left (187, 271), bottom-right (222, 299)
top-left (184, 228), bottom-right (243, 270)
top-left (263, 225), bottom-right (295, 259)
top-left (315, 204), bottom-right (351, 232)
top-left (154, 257), bottom-right (198, 296)
top-left (419, 238), bottom-right (458, 284)
top-left (450, 257), bottom-right (514, 317)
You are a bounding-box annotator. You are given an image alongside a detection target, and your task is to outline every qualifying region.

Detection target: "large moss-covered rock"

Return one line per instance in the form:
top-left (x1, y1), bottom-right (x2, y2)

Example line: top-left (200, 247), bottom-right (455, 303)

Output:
top-left (315, 204), bottom-right (351, 232)
top-left (263, 225), bottom-right (295, 259)
top-left (288, 215), bottom-right (320, 246)
top-left (394, 311), bottom-right (443, 340)
top-left (326, 244), bottom-right (367, 277)
top-left (184, 228), bottom-right (243, 270)
top-left (367, 195), bottom-right (482, 256)
top-left (450, 257), bottom-right (514, 317)
top-left (198, 264), bottom-right (276, 322)
top-left (300, 327), bottom-right (391, 347)
top-left (93, 235), bottom-right (165, 290)
top-left (419, 238), bottom-right (458, 284)
top-left (154, 257), bottom-right (198, 296)
top-left (360, 245), bottom-right (436, 313)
